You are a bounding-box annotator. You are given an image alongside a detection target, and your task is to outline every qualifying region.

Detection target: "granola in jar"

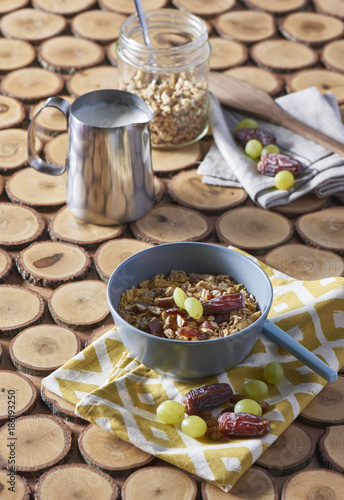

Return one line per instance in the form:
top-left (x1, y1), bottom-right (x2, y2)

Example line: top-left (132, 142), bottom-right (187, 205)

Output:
top-left (119, 269), bottom-right (261, 341)
top-left (117, 9), bottom-right (210, 149)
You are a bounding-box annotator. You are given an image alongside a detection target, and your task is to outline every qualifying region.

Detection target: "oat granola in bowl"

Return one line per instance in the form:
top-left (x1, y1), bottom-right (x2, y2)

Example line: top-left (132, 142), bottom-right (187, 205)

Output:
top-left (107, 242), bottom-right (273, 379)
top-left (119, 270), bottom-right (261, 341)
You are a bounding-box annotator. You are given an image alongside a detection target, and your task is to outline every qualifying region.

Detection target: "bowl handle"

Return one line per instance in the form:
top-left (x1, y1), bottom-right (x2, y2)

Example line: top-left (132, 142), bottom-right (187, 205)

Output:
top-left (262, 319), bottom-right (337, 383)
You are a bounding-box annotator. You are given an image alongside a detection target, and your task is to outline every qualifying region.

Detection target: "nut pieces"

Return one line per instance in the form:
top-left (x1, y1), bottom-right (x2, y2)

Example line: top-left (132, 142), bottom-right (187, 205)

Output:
top-left (120, 71), bottom-right (208, 148)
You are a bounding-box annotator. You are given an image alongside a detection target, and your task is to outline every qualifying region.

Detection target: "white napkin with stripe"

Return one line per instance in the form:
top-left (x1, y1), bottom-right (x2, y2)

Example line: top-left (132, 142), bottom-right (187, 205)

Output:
top-left (198, 87), bottom-right (344, 208)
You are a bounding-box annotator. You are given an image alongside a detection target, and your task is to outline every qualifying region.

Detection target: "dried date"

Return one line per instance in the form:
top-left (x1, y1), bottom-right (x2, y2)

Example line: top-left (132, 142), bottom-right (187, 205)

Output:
top-left (203, 293), bottom-right (245, 315)
top-left (257, 153), bottom-right (304, 176)
top-left (235, 128), bottom-right (276, 147)
top-left (182, 383), bottom-right (233, 415)
top-left (218, 412), bottom-right (270, 437)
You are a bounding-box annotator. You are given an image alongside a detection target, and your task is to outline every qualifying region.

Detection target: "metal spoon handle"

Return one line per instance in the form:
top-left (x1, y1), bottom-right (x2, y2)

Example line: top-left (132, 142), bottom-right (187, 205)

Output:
top-left (262, 319), bottom-right (338, 383)
top-left (134, 0), bottom-right (152, 47)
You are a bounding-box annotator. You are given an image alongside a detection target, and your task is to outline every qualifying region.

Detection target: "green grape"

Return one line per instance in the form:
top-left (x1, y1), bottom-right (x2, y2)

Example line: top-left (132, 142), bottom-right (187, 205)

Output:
top-left (234, 399), bottom-right (262, 416)
top-left (274, 171), bottom-right (295, 190)
top-left (245, 139), bottom-right (263, 159)
top-left (264, 362), bottom-right (284, 384)
top-left (243, 380), bottom-right (268, 402)
top-left (184, 297), bottom-right (203, 319)
top-left (261, 144), bottom-right (280, 155)
top-left (156, 400), bottom-right (185, 424)
top-left (181, 415), bottom-right (207, 438)
top-left (173, 287), bottom-right (188, 309)
top-left (235, 118), bottom-right (259, 131)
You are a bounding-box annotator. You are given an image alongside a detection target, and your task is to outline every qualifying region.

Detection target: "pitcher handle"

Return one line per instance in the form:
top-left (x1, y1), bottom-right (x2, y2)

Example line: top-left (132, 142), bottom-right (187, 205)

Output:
top-left (28, 96), bottom-right (71, 175)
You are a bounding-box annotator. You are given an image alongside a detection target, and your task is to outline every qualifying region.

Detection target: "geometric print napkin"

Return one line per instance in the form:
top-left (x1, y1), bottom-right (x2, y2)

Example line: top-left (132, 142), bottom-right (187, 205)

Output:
top-left (42, 250), bottom-right (344, 491)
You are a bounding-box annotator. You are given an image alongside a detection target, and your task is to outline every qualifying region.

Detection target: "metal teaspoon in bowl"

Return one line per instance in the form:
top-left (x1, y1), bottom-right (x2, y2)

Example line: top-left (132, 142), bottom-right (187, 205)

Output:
top-left (107, 242), bottom-right (338, 382)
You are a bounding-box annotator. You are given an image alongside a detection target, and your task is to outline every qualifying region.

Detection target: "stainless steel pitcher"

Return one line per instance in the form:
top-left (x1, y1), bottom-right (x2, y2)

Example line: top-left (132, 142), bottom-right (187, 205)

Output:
top-left (28, 89), bottom-right (155, 225)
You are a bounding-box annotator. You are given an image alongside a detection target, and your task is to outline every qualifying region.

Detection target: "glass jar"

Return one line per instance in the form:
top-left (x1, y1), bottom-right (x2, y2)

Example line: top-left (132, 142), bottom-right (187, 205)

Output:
top-left (117, 9), bottom-right (210, 149)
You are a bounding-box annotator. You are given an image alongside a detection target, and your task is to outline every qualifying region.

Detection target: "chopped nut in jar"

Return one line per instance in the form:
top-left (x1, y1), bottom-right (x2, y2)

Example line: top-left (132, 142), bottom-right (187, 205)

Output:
top-left (118, 270), bottom-right (261, 341)
top-left (119, 72), bottom-right (208, 148)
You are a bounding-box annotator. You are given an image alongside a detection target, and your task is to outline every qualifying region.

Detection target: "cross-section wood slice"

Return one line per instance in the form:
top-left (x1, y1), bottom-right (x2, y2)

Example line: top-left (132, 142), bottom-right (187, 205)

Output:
top-left (106, 41), bottom-right (118, 66)
top-left (321, 40), bottom-right (344, 74)
top-left (215, 10), bottom-right (276, 44)
top-left (0, 38), bottom-right (35, 72)
top-left (0, 470), bottom-right (31, 500)
top-left (16, 240), bottom-right (92, 288)
top-left (99, 0), bottom-right (168, 15)
top-left (264, 244), bottom-right (344, 280)
top-left (0, 203), bottom-right (45, 250)
top-left (94, 238), bottom-right (154, 282)
top-left (171, 0), bottom-right (235, 17)
top-left (66, 66), bottom-right (119, 96)
top-left (279, 12), bottom-right (344, 46)
top-left (78, 424), bottom-right (155, 476)
top-left (38, 36), bottom-right (105, 74)
top-left (201, 466), bottom-right (277, 500)
top-left (30, 95), bottom-right (74, 135)
top-left (0, 414), bottom-right (73, 477)
top-left (168, 169), bottom-right (248, 213)
top-left (0, 8), bottom-right (67, 42)
top-left (313, 0), bottom-right (344, 19)
top-left (250, 39), bottom-right (318, 73)
top-left (40, 386), bottom-right (86, 424)
top-left (0, 95), bottom-right (25, 129)
top-left (272, 193), bottom-right (332, 217)
top-left (0, 371), bottom-right (37, 421)
top-left (0, 284), bottom-right (45, 337)
top-left (5, 168), bottom-right (66, 210)
top-left (71, 10), bottom-right (127, 44)
top-left (10, 324), bottom-right (81, 376)
top-left (286, 69), bottom-right (344, 104)
top-left (223, 66), bottom-right (284, 96)
top-left (152, 141), bottom-right (202, 176)
top-left (0, 128), bottom-right (42, 173)
top-left (85, 323), bottom-right (115, 346)
top-left (44, 132), bottom-right (68, 168)
top-left (209, 37), bottom-right (248, 71)
top-left (32, 0), bottom-right (97, 16)
top-left (281, 469), bottom-right (344, 500)
top-left (48, 206), bottom-right (126, 248)
top-left (1, 68), bottom-right (64, 103)
top-left (318, 425), bottom-right (344, 474)
top-left (48, 280), bottom-right (110, 331)
top-left (296, 206), bottom-right (344, 255)
top-left (241, 0), bottom-right (308, 14)
top-left (299, 376), bottom-right (344, 428)
top-left (256, 424), bottom-right (314, 476)
top-left (216, 207), bottom-right (293, 253)
top-left (131, 204), bottom-right (212, 244)
top-left (34, 464), bottom-right (119, 500)
top-left (0, 0), bottom-right (29, 14)
top-left (154, 175), bottom-right (165, 202)
top-left (0, 247), bottom-right (13, 283)
top-left (121, 466), bottom-right (197, 500)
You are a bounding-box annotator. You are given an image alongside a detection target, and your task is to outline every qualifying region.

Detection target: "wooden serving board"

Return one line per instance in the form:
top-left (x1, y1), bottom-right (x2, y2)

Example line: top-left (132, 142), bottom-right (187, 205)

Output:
top-left (0, 0), bottom-right (344, 498)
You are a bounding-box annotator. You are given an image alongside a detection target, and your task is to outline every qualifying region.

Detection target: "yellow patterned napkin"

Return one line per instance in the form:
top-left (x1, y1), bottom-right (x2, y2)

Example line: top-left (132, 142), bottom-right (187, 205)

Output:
top-left (42, 251), bottom-right (344, 492)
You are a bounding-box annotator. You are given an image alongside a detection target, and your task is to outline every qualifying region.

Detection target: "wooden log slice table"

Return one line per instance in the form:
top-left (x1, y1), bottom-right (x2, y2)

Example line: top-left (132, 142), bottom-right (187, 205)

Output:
top-left (0, 0), bottom-right (343, 498)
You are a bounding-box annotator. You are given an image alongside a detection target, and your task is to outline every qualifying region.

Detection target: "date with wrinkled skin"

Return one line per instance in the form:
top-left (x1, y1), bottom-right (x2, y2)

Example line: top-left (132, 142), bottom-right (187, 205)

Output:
top-left (203, 293), bottom-right (245, 315)
top-left (235, 128), bottom-right (276, 147)
top-left (257, 153), bottom-right (304, 176)
top-left (182, 383), bottom-right (233, 415)
top-left (218, 412), bottom-right (270, 437)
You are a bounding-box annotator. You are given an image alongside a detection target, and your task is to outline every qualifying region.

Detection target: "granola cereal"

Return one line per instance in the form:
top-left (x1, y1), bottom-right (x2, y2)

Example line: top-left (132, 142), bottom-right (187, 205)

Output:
top-left (119, 269), bottom-right (261, 341)
top-left (119, 71), bottom-right (209, 148)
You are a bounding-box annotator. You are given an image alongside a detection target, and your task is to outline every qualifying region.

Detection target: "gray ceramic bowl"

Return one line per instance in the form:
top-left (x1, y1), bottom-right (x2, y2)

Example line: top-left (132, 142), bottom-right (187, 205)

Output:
top-left (107, 242), bottom-right (273, 379)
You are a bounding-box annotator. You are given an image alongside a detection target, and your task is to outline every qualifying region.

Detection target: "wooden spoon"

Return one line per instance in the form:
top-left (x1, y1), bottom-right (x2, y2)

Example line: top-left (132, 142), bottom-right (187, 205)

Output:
top-left (209, 71), bottom-right (344, 157)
